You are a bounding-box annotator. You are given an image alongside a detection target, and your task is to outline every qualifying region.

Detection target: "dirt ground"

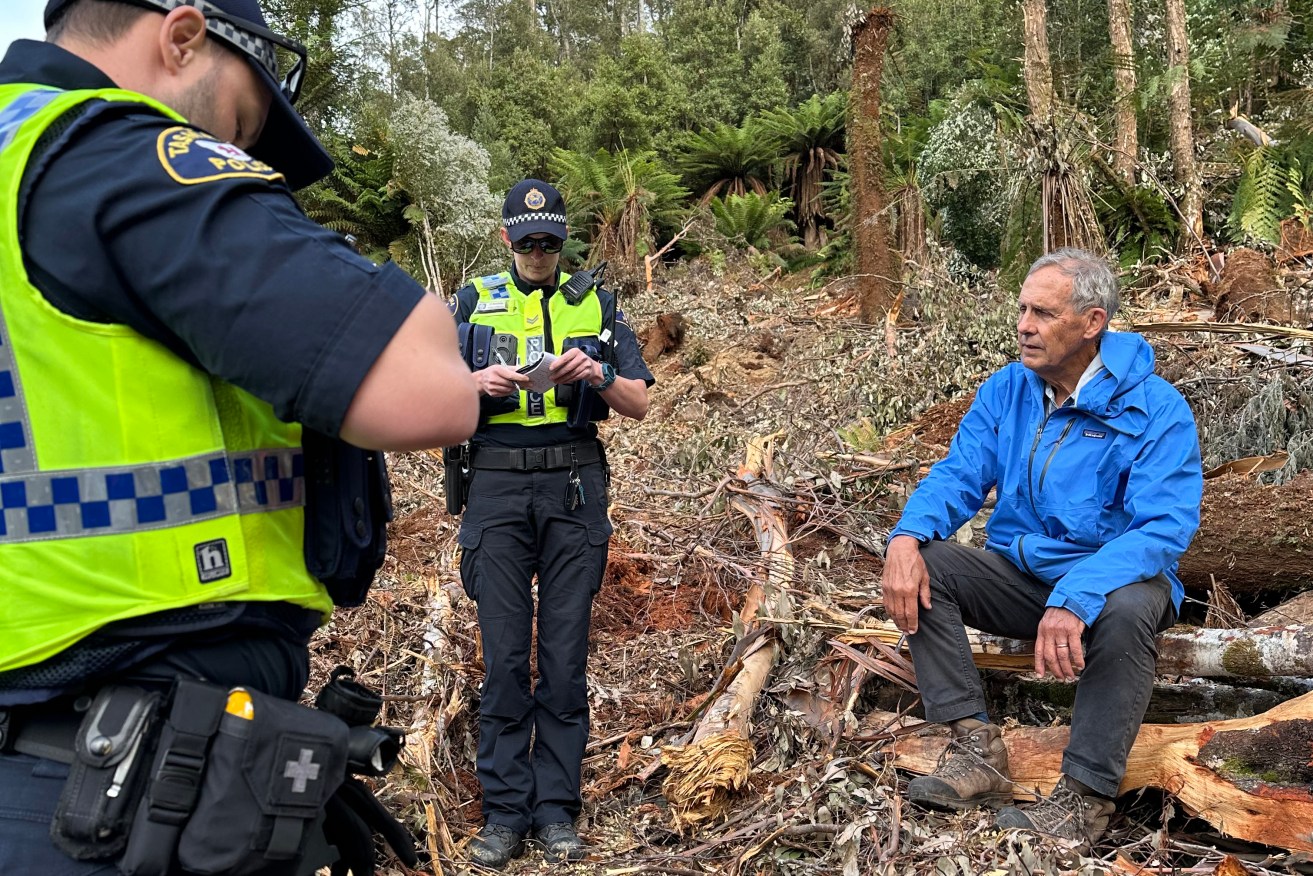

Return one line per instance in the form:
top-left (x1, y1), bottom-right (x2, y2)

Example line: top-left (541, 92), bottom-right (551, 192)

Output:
top-left (315, 252), bottom-right (1313, 876)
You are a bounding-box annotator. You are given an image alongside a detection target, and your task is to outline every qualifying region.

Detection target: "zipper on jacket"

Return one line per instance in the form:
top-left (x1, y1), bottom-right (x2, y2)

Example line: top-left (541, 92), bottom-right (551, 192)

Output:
top-left (1026, 411), bottom-right (1053, 520)
top-left (1037, 419), bottom-right (1077, 493)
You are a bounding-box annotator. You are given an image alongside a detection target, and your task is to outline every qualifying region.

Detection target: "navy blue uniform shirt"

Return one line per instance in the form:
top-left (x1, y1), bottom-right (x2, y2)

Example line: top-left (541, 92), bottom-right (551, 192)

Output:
top-left (0, 40), bottom-right (426, 703)
top-left (452, 266), bottom-right (654, 448)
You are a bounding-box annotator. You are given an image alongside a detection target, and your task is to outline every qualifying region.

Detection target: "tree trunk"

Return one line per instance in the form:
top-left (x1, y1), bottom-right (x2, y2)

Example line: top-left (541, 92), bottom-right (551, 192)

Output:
top-left (881, 692), bottom-right (1313, 852)
top-left (849, 8), bottom-right (899, 322)
top-left (1020, 0), bottom-right (1055, 119)
top-left (1164, 0), bottom-right (1203, 247)
top-left (842, 620), bottom-right (1313, 679)
top-left (1107, 0), bottom-right (1139, 182)
top-left (660, 436), bottom-right (793, 831)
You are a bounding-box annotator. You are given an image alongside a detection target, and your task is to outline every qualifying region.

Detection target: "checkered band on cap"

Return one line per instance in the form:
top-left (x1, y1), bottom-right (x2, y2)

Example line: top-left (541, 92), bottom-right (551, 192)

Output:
top-left (503, 213), bottom-right (567, 228)
top-left (141, 0), bottom-right (280, 80)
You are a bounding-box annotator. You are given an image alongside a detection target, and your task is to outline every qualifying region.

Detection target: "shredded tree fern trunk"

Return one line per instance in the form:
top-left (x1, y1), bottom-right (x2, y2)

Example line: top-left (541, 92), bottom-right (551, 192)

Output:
top-left (661, 434), bottom-right (794, 831)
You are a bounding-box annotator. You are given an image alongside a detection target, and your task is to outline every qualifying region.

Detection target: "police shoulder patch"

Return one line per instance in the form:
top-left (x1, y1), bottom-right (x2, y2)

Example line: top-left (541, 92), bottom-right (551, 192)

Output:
top-left (156, 126), bottom-right (284, 186)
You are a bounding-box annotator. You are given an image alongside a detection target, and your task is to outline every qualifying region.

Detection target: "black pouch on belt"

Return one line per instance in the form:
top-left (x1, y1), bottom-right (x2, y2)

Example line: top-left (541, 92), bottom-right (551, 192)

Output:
top-left (120, 680), bottom-right (350, 876)
top-left (442, 444), bottom-right (469, 515)
top-left (175, 687), bottom-right (349, 876)
top-left (51, 685), bottom-right (163, 860)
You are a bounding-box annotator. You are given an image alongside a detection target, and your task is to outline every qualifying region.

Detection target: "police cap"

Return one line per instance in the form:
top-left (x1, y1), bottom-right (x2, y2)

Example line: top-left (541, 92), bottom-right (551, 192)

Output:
top-left (44, 0), bottom-right (333, 190)
top-left (502, 179), bottom-right (567, 243)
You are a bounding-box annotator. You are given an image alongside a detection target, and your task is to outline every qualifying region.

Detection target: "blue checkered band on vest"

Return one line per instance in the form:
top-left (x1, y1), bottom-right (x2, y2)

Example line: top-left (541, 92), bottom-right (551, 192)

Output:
top-left (0, 449), bottom-right (304, 543)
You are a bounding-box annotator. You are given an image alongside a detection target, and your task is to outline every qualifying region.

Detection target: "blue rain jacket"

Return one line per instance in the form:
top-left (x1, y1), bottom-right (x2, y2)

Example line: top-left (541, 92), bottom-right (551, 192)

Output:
top-left (890, 331), bottom-right (1203, 625)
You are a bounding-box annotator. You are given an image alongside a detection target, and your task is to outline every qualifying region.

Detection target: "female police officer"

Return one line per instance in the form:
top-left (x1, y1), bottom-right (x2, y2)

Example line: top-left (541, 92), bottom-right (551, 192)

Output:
top-left (452, 179), bottom-right (653, 867)
top-left (0, 1), bottom-right (477, 872)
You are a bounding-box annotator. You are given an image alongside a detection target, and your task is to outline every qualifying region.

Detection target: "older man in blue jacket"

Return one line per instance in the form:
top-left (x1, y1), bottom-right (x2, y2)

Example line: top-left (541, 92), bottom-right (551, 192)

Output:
top-left (881, 248), bottom-right (1202, 848)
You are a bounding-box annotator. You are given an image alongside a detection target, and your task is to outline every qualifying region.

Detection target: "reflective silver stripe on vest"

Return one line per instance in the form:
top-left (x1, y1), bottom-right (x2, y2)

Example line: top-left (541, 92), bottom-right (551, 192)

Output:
top-left (0, 89), bottom-right (61, 476)
top-left (0, 448), bottom-right (303, 543)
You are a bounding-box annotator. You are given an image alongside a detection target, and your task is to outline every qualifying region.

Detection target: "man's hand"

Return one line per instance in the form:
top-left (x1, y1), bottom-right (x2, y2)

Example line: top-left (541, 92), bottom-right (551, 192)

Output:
top-left (1034, 607), bottom-right (1086, 680)
top-left (549, 347), bottom-right (601, 385)
top-left (475, 364), bottom-right (531, 398)
top-left (881, 535), bottom-right (932, 634)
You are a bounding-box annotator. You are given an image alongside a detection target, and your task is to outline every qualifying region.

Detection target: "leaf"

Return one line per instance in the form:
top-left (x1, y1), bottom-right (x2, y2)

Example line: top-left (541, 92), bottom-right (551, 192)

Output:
top-left (1204, 451), bottom-right (1290, 479)
top-left (617, 739), bottom-right (633, 770)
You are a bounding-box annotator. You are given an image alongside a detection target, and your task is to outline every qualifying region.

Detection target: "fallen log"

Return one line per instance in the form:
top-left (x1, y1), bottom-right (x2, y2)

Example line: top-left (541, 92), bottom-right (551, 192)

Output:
top-left (661, 434), bottom-right (793, 831)
top-left (840, 619), bottom-right (1313, 679)
top-left (877, 691), bottom-right (1313, 853)
top-left (1178, 473), bottom-right (1313, 596)
top-left (1249, 590), bottom-right (1313, 627)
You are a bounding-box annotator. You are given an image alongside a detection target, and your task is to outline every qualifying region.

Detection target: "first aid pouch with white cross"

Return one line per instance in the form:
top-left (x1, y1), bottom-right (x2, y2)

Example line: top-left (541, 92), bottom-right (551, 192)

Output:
top-left (120, 678), bottom-right (348, 876)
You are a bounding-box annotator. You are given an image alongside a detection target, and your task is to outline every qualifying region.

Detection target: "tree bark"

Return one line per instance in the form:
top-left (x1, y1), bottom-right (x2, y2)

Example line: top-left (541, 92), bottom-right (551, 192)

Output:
top-left (1177, 473), bottom-right (1313, 596)
top-left (841, 620), bottom-right (1313, 679)
top-left (1020, 0), bottom-right (1055, 119)
top-left (881, 692), bottom-right (1313, 852)
top-left (1107, 0), bottom-right (1139, 181)
top-left (849, 8), bottom-right (899, 322)
top-left (1164, 0), bottom-right (1203, 247)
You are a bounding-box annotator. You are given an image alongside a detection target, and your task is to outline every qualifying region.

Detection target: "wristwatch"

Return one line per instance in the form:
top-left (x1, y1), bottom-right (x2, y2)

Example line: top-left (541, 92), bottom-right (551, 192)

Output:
top-left (589, 361), bottom-right (617, 392)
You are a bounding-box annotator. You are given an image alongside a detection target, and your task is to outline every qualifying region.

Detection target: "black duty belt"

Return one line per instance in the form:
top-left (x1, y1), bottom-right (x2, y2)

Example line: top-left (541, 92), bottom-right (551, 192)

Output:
top-left (470, 441), bottom-right (602, 472)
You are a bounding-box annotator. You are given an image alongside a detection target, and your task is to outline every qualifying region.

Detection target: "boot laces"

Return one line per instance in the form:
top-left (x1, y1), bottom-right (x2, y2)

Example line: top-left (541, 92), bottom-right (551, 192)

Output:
top-left (1023, 783), bottom-right (1090, 837)
top-left (934, 731), bottom-right (1007, 783)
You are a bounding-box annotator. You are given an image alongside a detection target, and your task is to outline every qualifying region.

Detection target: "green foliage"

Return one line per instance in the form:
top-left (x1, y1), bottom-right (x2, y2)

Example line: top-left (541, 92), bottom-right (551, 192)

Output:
top-left (1229, 146), bottom-right (1290, 243)
top-left (298, 138), bottom-right (409, 262)
top-left (583, 35), bottom-right (689, 155)
top-left (550, 148), bottom-right (690, 265)
top-left (1096, 183), bottom-right (1179, 266)
top-left (659, 0), bottom-right (789, 126)
top-left (709, 192), bottom-right (796, 250)
top-left (758, 92), bottom-right (847, 248)
top-left (918, 102), bottom-right (1007, 268)
top-left (674, 122), bottom-right (777, 204)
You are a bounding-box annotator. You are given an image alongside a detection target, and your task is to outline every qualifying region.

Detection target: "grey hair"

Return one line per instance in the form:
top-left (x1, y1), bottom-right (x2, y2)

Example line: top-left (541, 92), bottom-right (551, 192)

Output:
top-left (1026, 247), bottom-right (1120, 321)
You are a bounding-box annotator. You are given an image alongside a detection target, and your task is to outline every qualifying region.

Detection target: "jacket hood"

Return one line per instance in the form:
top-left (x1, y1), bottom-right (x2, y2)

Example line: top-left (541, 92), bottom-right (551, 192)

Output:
top-left (1028, 331), bottom-right (1156, 435)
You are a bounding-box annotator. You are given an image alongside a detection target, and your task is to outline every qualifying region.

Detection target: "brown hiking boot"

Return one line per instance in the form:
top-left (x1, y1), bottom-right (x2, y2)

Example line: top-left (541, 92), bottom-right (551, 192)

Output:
top-left (907, 718), bottom-right (1013, 811)
top-left (995, 775), bottom-right (1115, 849)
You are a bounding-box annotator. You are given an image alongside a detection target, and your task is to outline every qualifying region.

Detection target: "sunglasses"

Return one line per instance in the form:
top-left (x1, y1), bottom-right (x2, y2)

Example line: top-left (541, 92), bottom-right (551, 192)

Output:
top-left (124, 0), bottom-right (307, 104)
top-left (510, 237), bottom-right (565, 254)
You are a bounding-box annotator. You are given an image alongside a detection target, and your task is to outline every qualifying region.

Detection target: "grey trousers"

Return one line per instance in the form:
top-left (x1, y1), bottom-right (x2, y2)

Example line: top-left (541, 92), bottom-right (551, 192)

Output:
top-left (907, 539), bottom-right (1175, 797)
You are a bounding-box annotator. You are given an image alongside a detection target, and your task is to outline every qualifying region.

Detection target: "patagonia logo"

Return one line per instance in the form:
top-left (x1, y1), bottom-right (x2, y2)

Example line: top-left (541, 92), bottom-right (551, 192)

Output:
top-left (195, 539), bottom-right (232, 583)
top-left (1082, 429), bottom-right (1107, 439)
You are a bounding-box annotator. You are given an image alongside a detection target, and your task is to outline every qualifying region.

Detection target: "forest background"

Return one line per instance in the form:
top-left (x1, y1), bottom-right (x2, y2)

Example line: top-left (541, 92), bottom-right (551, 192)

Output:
top-left (268, 0), bottom-right (1313, 299)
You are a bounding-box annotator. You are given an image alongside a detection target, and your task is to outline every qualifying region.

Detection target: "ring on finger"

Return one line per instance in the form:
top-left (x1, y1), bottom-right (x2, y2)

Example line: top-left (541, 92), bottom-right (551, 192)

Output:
top-left (1056, 643), bottom-right (1069, 648)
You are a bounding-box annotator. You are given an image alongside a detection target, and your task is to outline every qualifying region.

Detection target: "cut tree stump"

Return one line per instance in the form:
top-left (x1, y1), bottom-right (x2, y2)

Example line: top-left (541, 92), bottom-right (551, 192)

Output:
top-left (879, 691), bottom-right (1313, 852)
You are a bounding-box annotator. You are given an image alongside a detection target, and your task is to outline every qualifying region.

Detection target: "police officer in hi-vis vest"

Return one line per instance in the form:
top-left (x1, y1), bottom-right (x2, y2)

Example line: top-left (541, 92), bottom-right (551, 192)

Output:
top-left (452, 179), bottom-right (653, 868)
top-left (0, 1), bottom-right (478, 873)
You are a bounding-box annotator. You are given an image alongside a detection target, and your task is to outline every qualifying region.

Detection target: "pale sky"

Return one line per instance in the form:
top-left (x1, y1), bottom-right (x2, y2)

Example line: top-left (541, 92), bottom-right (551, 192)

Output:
top-left (0, 1), bottom-right (48, 50)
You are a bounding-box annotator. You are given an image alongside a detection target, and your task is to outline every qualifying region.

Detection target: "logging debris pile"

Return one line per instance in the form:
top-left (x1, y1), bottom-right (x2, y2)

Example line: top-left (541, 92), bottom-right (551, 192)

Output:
top-left (313, 246), bottom-right (1313, 876)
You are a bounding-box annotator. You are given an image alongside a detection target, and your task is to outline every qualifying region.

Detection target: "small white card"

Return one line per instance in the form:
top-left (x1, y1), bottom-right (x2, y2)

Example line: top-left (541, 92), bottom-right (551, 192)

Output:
top-left (516, 352), bottom-right (559, 394)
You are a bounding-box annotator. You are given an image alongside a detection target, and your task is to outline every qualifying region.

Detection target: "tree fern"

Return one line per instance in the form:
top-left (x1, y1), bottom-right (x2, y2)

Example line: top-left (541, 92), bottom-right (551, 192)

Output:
top-left (673, 122), bottom-right (777, 204)
top-left (709, 192), bottom-right (796, 250)
top-left (550, 148), bottom-right (690, 266)
top-left (757, 91), bottom-right (847, 249)
top-left (1230, 147), bottom-right (1285, 243)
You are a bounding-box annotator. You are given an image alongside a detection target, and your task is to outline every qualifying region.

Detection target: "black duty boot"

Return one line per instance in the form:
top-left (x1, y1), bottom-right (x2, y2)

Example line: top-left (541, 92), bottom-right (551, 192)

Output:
top-left (907, 718), bottom-right (1013, 811)
top-left (468, 823), bottom-right (526, 870)
top-left (534, 822), bottom-right (587, 863)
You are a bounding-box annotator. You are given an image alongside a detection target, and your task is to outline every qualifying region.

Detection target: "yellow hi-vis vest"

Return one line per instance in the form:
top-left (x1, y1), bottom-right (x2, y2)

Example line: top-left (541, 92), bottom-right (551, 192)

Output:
top-left (468, 271), bottom-right (604, 426)
top-left (0, 84), bottom-right (332, 673)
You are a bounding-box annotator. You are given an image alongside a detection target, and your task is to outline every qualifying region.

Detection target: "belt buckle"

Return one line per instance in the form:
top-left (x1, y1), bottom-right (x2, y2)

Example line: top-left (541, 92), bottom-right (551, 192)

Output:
top-left (524, 448), bottom-right (547, 470)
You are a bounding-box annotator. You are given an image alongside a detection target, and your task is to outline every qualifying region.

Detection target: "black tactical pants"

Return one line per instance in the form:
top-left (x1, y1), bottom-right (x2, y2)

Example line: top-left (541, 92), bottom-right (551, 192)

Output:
top-left (458, 461), bottom-right (611, 834)
top-left (907, 539), bottom-right (1175, 797)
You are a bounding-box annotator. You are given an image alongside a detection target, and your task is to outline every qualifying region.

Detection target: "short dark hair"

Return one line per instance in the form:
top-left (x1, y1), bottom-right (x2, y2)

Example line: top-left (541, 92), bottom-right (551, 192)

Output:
top-left (47, 0), bottom-right (152, 46)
